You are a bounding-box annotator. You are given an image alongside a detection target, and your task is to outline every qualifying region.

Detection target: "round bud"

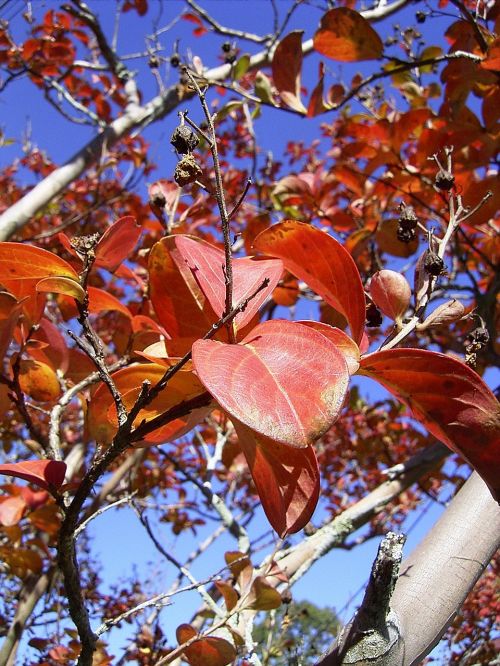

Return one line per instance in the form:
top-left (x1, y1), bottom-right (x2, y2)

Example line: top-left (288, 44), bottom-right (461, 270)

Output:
top-left (369, 270), bottom-right (411, 323)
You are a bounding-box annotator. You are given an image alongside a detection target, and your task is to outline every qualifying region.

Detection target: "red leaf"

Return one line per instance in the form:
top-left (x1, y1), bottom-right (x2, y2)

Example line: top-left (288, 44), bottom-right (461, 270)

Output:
top-left (234, 420), bottom-right (320, 537)
top-left (173, 235), bottom-right (283, 331)
top-left (254, 221), bottom-right (366, 345)
top-left (360, 349), bottom-right (500, 501)
top-left (314, 8), bottom-right (384, 61)
top-left (272, 31), bottom-right (307, 113)
top-left (0, 460), bottom-right (66, 490)
top-left (94, 216), bottom-right (142, 272)
top-left (297, 320), bottom-right (361, 374)
top-left (192, 319), bottom-right (349, 447)
top-left (307, 62), bottom-right (327, 117)
top-left (0, 301), bottom-right (23, 363)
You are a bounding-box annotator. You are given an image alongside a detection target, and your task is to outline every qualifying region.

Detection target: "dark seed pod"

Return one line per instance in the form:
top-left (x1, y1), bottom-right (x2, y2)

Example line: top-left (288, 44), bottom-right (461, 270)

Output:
top-left (170, 124), bottom-right (199, 154)
top-left (148, 55), bottom-right (159, 69)
top-left (398, 204), bottom-right (418, 230)
top-left (435, 168), bottom-right (455, 191)
top-left (225, 52), bottom-right (237, 64)
top-left (416, 10), bottom-right (426, 23)
top-left (174, 153), bottom-right (202, 187)
top-left (466, 326), bottom-right (490, 346)
top-left (424, 250), bottom-right (444, 276)
top-left (150, 192), bottom-right (166, 209)
top-left (221, 41), bottom-right (232, 53)
top-left (170, 53), bottom-right (181, 68)
top-left (397, 227), bottom-right (416, 244)
top-left (366, 302), bottom-right (383, 328)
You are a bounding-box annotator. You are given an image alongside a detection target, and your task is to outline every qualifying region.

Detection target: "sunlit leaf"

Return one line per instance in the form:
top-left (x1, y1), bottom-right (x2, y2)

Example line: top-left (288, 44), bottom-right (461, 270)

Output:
top-left (0, 243), bottom-right (78, 281)
top-left (0, 460), bottom-right (66, 490)
top-left (87, 286), bottom-right (133, 319)
top-left (272, 31), bottom-right (307, 113)
top-left (314, 8), bottom-right (383, 61)
top-left (360, 349), bottom-right (500, 501)
top-left (94, 216), bottom-right (142, 272)
top-left (215, 581), bottom-right (239, 612)
top-left (254, 221), bottom-right (366, 344)
top-left (87, 363), bottom-right (208, 445)
top-left (18, 359), bottom-right (61, 402)
top-left (173, 235), bottom-right (283, 331)
top-left (234, 419), bottom-right (320, 536)
top-left (0, 546), bottom-right (43, 577)
top-left (297, 320), bottom-right (360, 374)
top-left (36, 276), bottom-right (85, 302)
top-left (193, 320), bottom-right (349, 447)
top-left (248, 576), bottom-right (282, 610)
top-left (0, 495), bottom-right (26, 527)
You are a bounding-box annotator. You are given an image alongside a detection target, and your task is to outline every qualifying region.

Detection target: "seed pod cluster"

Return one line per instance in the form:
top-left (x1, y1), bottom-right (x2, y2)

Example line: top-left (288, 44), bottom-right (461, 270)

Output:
top-left (222, 40), bottom-right (237, 64)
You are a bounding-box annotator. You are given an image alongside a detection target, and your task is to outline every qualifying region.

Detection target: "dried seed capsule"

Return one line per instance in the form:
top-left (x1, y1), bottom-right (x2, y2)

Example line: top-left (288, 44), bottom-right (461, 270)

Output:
top-left (174, 153), bottom-right (202, 187)
top-left (466, 326), bottom-right (490, 346)
top-left (423, 250), bottom-right (444, 276)
top-left (170, 124), bottom-right (199, 154)
top-left (170, 53), bottom-right (180, 68)
top-left (148, 55), bottom-right (159, 69)
top-left (221, 41), bottom-right (232, 53)
top-left (435, 168), bottom-right (455, 191)
top-left (398, 204), bottom-right (418, 230)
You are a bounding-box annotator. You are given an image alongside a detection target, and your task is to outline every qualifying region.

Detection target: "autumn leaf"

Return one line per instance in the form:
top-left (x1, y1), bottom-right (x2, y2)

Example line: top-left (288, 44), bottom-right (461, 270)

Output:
top-left (176, 624), bottom-right (236, 666)
top-left (87, 286), bottom-right (133, 319)
top-left (272, 31), bottom-right (307, 113)
top-left (254, 221), bottom-right (366, 345)
top-left (0, 243), bottom-right (78, 281)
top-left (192, 319), bottom-right (349, 448)
top-left (0, 460), bottom-right (66, 490)
top-left (0, 495), bottom-right (26, 527)
top-left (172, 235), bottom-right (283, 331)
top-left (18, 359), bottom-right (61, 402)
top-left (314, 7), bottom-right (384, 62)
top-left (233, 419), bottom-right (320, 537)
top-left (36, 276), bottom-right (85, 302)
top-left (94, 216), bottom-right (142, 272)
top-left (360, 349), bottom-right (500, 501)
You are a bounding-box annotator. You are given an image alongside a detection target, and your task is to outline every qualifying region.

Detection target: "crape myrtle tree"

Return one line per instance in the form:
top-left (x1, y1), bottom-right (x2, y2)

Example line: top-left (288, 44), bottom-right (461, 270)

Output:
top-left (0, 0), bottom-right (498, 664)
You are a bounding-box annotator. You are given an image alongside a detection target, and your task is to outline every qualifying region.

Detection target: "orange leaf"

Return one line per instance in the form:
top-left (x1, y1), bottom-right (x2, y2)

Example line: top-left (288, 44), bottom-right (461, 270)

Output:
top-left (234, 420), bottom-right (320, 536)
top-left (314, 7), bottom-right (383, 61)
top-left (0, 460), bottom-right (66, 490)
top-left (272, 31), bottom-right (307, 113)
top-left (18, 359), bottom-right (61, 402)
top-left (36, 276), bottom-right (85, 302)
top-left (0, 496), bottom-right (26, 526)
top-left (0, 301), bottom-right (23, 363)
top-left (0, 243), bottom-right (78, 281)
top-left (87, 286), bottom-right (133, 319)
top-left (176, 624), bottom-right (236, 666)
top-left (360, 350), bottom-right (500, 501)
top-left (0, 546), bottom-right (42, 577)
top-left (193, 320), bottom-right (349, 448)
top-left (254, 221), bottom-right (366, 344)
top-left (87, 363), bottom-right (208, 445)
top-left (94, 216), bottom-right (142, 272)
